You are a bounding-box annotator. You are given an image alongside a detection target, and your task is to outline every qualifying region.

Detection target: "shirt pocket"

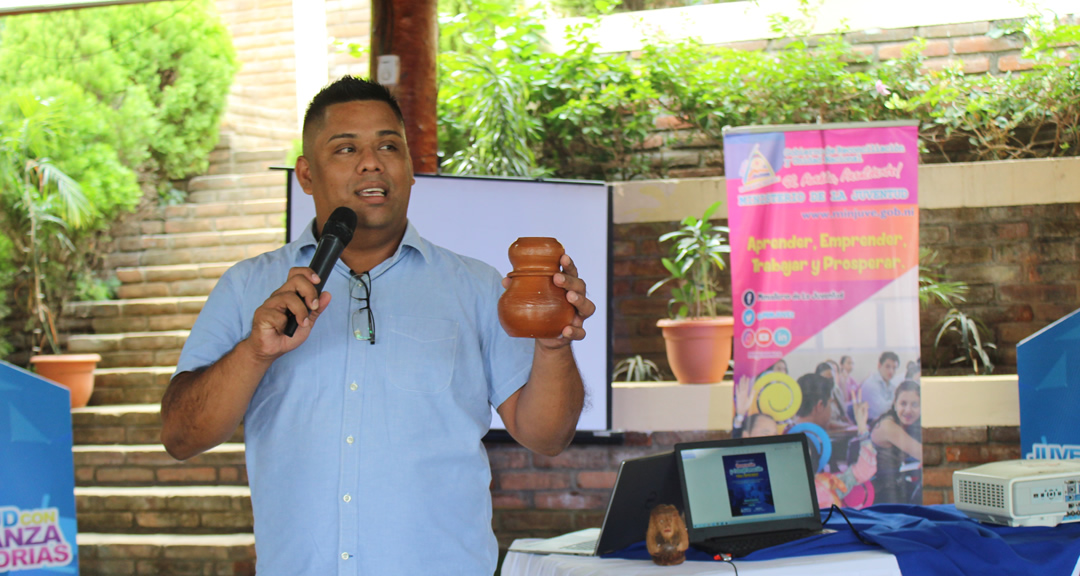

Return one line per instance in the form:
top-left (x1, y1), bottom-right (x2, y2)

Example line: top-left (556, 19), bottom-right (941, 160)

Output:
top-left (387, 315), bottom-right (459, 394)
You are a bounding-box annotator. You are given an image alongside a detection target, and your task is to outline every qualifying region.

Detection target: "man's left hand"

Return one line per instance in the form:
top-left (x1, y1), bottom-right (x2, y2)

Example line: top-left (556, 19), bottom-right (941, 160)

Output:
top-left (503, 253), bottom-right (595, 350)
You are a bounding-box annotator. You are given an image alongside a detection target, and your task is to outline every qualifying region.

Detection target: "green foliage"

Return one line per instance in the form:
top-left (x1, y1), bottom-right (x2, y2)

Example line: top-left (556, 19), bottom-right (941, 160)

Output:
top-left (0, 90), bottom-right (95, 354)
top-left (437, 1), bottom-right (548, 177)
top-left (918, 247), bottom-right (968, 307)
top-left (613, 354), bottom-right (663, 382)
top-left (0, 0), bottom-right (237, 355)
top-left (934, 309), bottom-right (996, 376)
top-left (887, 15), bottom-right (1079, 160)
top-left (919, 247), bottom-right (997, 375)
top-left (647, 200), bottom-right (730, 318)
top-left (436, 3), bottom-right (657, 180)
top-left (0, 0), bottom-right (239, 194)
top-left (531, 20), bottom-right (658, 180)
top-left (433, 5), bottom-right (1078, 179)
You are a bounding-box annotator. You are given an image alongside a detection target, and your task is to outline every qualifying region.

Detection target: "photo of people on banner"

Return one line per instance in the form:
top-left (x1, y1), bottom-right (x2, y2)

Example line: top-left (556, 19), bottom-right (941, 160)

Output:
top-left (723, 121), bottom-right (921, 509)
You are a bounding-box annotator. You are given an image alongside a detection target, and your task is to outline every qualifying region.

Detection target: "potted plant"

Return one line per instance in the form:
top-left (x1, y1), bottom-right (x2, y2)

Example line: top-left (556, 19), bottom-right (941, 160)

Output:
top-left (647, 200), bottom-right (734, 384)
top-left (0, 91), bottom-right (100, 408)
top-left (613, 354), bottom-right (663, 382)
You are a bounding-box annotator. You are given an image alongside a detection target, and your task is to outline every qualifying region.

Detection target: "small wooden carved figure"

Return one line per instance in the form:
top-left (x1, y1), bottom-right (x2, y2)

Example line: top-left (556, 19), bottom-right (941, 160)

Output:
top-left (646, 504), bottom-right (688, 566)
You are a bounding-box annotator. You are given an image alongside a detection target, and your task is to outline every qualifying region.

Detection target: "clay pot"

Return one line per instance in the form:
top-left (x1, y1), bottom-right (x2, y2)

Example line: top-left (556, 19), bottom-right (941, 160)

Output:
top-left (29, 353), bottom-right (101, 409)
top-left (498, 237), bottom-right (575, 338)
top-left (657, 317), bottom-right (735, 384)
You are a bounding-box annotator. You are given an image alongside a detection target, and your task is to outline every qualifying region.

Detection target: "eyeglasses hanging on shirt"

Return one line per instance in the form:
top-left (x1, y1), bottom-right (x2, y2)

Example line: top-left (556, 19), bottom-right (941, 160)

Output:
top-left (351, 271), bottom-right (375, 344)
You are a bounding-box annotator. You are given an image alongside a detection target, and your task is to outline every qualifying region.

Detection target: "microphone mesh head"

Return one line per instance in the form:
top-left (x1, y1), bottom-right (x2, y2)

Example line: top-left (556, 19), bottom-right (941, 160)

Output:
top-left (324, 207), bottom-right (357, 244)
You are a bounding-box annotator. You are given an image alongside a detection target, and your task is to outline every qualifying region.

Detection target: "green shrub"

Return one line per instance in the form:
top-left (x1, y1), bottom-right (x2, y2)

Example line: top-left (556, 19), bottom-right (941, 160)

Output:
top-left (0, 0), bottom-right (238, 356)
top-left (434, 6), bottom-right (1078, 179)
top-left (0, 0), bottom-right (239, 188)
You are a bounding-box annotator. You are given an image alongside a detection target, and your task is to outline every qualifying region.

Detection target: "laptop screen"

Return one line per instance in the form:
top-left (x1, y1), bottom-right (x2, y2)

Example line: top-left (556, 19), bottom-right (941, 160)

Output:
top-left (675, 434), bottom-right (821, 541)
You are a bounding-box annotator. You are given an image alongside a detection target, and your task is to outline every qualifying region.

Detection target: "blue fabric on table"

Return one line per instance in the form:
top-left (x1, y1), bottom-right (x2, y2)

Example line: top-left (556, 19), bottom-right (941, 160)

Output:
top-left (605, 504), bottom-right (1080, 575)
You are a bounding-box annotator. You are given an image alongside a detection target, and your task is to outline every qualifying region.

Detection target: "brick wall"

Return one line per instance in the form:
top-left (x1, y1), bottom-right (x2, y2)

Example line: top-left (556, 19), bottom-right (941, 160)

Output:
top-left (487, 426), bottom-right (1022, 548)
top-left (612, 202), bottom-right (1080, 377)
top-left (920, 204), bottom-right (1080, 370)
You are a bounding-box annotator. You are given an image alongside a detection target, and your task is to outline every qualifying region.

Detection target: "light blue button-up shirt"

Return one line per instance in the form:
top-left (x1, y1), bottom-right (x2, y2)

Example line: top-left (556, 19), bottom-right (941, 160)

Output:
top-left (175, 220), bottom-right (534, 575)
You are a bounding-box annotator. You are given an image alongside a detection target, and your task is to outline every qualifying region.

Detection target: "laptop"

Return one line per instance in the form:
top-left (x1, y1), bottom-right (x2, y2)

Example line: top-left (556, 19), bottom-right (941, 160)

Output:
top-left (674, 434), bottom-right (828, 558)
top-left (508, 451), bottom-right (682, 556)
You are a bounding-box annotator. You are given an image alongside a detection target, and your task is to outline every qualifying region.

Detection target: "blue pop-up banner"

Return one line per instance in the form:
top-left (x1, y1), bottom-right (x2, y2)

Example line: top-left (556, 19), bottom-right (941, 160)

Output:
top-left (1018, 307), bottom-right (1080, 461)
top-left (0, 361), bottom-right (79, 574)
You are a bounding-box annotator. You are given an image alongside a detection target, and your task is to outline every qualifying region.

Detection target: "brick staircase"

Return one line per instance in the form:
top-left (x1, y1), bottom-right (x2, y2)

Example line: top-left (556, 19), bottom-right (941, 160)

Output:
top-left (65, 142), bottom-right (289, 575)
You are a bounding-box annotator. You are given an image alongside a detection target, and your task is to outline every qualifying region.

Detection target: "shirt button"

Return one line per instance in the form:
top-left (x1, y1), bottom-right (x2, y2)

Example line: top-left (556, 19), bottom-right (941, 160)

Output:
top-left (350, 382), bottom-right (358, 391)
top-left (343, 493), bottom-right (352, 503)
top-left (341, 552), bottom-right (349, 560)
top-left (346, 436), bottom-right (354, 444)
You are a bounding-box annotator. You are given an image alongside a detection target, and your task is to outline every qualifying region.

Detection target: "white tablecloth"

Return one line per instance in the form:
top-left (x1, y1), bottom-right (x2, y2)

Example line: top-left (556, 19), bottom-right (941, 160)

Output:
top-left (501, 543), bottom-right (902, 576)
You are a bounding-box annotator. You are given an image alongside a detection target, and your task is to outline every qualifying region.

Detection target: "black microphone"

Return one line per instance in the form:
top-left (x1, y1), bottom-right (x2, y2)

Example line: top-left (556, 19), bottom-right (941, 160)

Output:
top-left (283, 206), bottom-right (357, 337)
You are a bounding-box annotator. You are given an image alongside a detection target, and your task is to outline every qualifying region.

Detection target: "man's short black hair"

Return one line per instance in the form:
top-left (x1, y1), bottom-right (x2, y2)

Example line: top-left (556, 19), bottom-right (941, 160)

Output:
top-left (796, 373), bottom-right (834, 417)
top-left (302, 76), bottom-right (404, 143)
top-left (879, 351), bottom-right (900, 366)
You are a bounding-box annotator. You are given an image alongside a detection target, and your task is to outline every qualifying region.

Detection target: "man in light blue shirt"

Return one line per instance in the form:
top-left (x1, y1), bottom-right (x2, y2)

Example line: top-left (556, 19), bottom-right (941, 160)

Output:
top-left (862, 351), bottom-right (900, 423)
top-left (161, 77), bottom-right (595, 575)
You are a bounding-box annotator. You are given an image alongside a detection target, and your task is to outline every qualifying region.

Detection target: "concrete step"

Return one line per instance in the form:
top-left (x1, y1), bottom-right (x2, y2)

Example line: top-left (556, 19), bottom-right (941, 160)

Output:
top-left (187, 172), bottom-right (287, 204)
top-left (67, 296), bottom-right (208, 334)
top-left (188, 171), bottom-right (284, 193)
top-left (207, 147), bottom-right (288, 176)
top-left (159, 200), bottom-right (287, 235)
top-left (72, 404), bottom-right (245, 445)
top-left (111, 198), bottom-right (286, 239)
top-left (74, 443), bottom-right (247, 487)
top-left (116, 264), bottom-right (231, 286)
top-left (115, 228), bottom-right (285, 254)
top-left (68, 330), bottom-right (189, 364)
top-left (104, 242), bottom-right (282, 269)
top-left (91, 367), bottom-right (175, 406)
top-left (78, 533), bottom-right (255, 576)
top-left (75, 486), bottom-right (253, 535)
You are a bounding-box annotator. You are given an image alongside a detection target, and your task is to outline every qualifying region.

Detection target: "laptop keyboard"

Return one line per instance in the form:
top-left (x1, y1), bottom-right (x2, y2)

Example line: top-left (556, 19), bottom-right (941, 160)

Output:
top-left (696, 529), bottom-right (820, 558)
top-left (559, 540), bottom-right (597, 552)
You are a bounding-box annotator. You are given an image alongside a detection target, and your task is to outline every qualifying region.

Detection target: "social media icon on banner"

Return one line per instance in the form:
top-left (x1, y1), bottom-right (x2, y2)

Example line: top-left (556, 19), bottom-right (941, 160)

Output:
top-left (774, 328), bottom-right (792, 347)
top-left (742, 290), bottom-right (756, 308)
top-left (756, 329), bottom-right (773, 347)
top-left (741, 329), bottom-right (755, 348)
top-left (742, 309), bottom-right (756, 326)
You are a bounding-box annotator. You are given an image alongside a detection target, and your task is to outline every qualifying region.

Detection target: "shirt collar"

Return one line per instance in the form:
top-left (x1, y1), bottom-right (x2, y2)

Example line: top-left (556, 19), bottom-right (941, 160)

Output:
top-left (294, 217), bottom-right (432, 270)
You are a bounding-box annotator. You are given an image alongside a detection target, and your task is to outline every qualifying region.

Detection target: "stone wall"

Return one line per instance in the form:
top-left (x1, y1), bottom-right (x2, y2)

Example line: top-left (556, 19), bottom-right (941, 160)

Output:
top-left (487, 425), bottom-right (1022, 549)
top-left (611, 202), bottom-right (1080, 377)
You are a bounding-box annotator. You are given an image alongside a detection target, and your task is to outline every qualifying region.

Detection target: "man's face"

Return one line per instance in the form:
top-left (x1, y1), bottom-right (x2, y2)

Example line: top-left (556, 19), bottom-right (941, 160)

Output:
top-left (296, 100), bottom-right (415, 238)
top-left (879, 358), bottom-right (898, 382)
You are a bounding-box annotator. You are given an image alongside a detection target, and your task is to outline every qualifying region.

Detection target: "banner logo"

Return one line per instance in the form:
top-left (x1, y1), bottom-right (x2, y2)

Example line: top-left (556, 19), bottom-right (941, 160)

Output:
top-left (739, 144), bottom-right (781, 192)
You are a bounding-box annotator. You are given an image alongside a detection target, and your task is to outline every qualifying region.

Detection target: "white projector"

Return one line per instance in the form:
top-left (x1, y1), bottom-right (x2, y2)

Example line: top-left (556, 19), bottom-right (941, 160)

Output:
top-left (954, 459), bottom-right (1080, 527)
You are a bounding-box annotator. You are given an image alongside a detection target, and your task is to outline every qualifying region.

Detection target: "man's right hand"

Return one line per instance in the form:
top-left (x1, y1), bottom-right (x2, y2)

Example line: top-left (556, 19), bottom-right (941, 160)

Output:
top-left (249, 267), bottom-right (332, 360)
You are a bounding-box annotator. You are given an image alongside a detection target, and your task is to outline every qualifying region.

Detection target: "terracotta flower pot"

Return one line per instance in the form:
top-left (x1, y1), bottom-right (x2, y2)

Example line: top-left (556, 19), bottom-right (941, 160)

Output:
top-left (657, 317), bottom-right (735, 384)
top-left (29, 353), bottom-right (101, 409)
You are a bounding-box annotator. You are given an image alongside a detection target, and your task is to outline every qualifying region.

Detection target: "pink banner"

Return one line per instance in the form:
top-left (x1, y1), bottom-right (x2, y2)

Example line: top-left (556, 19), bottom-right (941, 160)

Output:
top-left (725, 122), bottom-right (921, 508)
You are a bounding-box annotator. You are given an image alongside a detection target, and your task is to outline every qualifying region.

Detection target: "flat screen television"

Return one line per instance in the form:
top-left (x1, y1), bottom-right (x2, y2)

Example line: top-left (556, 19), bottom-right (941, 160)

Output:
top-left (283, 170), bottom-right (613, 434)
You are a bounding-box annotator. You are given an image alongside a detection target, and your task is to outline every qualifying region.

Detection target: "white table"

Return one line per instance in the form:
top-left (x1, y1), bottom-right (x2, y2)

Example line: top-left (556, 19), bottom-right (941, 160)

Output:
top-left (501, 543), bottom-right (902, 576)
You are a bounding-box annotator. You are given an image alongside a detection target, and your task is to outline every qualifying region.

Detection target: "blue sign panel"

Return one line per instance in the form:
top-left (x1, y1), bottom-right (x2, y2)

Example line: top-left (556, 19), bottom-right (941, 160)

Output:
top-left (0, 360), bottom-right (78, 574)
top-left (1018, 308), bottom-right (1080, 460)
